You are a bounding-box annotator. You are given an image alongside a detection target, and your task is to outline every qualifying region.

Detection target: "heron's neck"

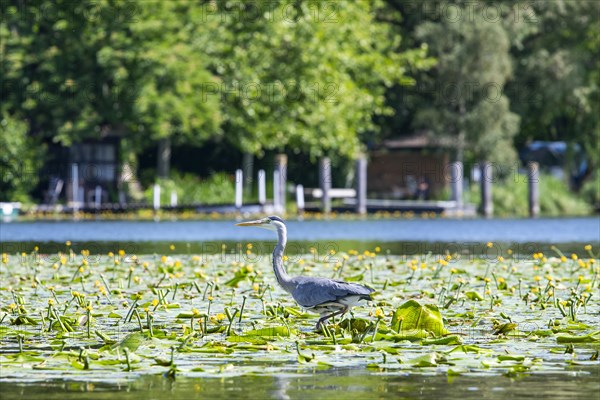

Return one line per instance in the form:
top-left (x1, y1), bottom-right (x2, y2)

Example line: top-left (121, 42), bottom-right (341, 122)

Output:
top-left (273, 225), bottom-right (294, 293)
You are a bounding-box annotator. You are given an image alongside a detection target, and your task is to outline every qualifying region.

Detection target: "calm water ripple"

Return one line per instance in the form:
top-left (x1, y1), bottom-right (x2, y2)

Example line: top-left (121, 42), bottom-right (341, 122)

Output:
top-left (1, 217), bottom-right (599, 243)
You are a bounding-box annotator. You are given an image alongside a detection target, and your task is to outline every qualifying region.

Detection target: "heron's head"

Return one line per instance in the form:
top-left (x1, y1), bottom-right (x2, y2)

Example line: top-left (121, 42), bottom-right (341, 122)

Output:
top-left (235, 216), bottom-right (285, 232)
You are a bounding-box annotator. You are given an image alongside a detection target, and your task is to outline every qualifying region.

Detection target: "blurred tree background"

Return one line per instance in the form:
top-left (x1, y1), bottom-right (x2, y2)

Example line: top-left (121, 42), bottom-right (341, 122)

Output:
top-left (1, 0), bottom-right (598, 209)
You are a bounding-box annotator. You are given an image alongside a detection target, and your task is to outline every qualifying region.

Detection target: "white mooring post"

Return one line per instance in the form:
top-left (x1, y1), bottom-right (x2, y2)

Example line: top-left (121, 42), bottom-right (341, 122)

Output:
top-left (528, 162), bottom-right (540, 218)
top-left (79, 187), bottom-right (85, 207)
top-left (153, 184), bottom-right (161, 211)
top-left (71, 163), bottom-right (79, 213)
top-left (235, 169), bottom-right (243, 210)
top-left (170, 191), bottom-right (178, 208)
top-left (296, 184), bottom-right (305, 216)
top-left (450, 161), bottom-right (464, 208)
top-left (258, 169), bottom-right (266, 205)
top-left (480, 162), bottom-right (493, 218)
top-left (95, 185), bottom-right (102, 210)
top-left (355, 156), bottom-right (367, 215)
top-left (319, 157), bottom-right (332, 214)
top-left (275, 154), bottom-right (287, 213)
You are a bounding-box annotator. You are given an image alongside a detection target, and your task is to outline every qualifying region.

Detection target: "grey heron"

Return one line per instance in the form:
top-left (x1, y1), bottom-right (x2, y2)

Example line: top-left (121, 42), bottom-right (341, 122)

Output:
top-left (236, 216), bottom-right (374, 331)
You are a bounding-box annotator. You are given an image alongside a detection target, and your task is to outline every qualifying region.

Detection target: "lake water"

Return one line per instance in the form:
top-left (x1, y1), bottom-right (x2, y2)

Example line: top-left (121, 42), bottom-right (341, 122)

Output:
top-left (1, 368), bottom-right (598, 400)
top-left (2, 217), bottom-right (599, 243)
top-left (1, 218), bottom-right (599, 398)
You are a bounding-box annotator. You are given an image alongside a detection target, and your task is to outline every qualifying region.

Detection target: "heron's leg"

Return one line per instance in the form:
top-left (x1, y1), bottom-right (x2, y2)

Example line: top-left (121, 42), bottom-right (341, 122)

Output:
top-left (315, 306), bottom-right (348, 331)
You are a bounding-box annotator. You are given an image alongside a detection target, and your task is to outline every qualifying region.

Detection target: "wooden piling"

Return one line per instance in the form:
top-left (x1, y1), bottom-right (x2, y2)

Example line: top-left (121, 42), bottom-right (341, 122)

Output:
top-left (95, 185), bottom-right (102, 210)
top-left (480, 162), bottom-right (493, 218)
top-left (320, 157), bottom-right (332, 214)
top-left (258, 169), bottom-right (266, 205)
top-left (449, 161), bottom-right (463, 208)
top-left (275, 154), bottom-right (287, 213)
top-left (356, 156), bottom-right (367, 215)
top-left (296, 184), bottom-right (305, 216)
top-left (235, 169), bottom-right (243, 210)
top-left (72, 163), bottom-right (79, 213)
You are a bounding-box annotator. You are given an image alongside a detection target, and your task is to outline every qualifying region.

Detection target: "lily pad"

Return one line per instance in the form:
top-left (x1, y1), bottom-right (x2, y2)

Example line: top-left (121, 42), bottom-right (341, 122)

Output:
top-left (391, 300), bottom-right (448, 337)
top-left (112, 332), bottom-right (146, 352)
top-left (244, 326), bottom-right (292, 337)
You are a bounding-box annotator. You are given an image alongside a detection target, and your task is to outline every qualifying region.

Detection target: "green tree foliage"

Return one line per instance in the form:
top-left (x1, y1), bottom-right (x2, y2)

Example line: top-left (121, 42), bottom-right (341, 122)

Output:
top-left (381, 0), bottom-right (597, 177)
top-left (1, 1), bottom-right (222, 146)
top-left (383, 1), bottom-right (521, 165)
top-left (0, 114), bottom-right (44, 202)
top-left (1, 0), bottom-right (427, 167)
top-left (2, 1), bottom-right (133, 143)
top-left (129, 2), bottom-right (222, 147)
top-left (199, 0), bottom-right (428, 160)
top-left (506, 1), bottom-right (600, 172)
top-left (2, 0), bottom-right (597, 205)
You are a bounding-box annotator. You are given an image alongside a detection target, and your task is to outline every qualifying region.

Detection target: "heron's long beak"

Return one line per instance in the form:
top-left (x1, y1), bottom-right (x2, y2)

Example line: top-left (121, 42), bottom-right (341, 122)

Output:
top-left (235, 219), bottom-right (264, 227)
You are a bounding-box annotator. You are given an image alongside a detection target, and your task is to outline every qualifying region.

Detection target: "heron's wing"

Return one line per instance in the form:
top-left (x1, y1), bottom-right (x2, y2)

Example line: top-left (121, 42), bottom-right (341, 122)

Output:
top-left (291, 277), bottom-right (373, 308)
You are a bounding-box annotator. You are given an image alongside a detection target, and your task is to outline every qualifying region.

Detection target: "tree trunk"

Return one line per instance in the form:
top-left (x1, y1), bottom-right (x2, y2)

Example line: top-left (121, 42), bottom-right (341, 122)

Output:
top-left (157, 137), bottom-right (171, 179)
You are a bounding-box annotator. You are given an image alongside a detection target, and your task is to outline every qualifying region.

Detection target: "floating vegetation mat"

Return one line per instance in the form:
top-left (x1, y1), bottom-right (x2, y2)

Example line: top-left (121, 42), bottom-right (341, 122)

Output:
top-left (1, 244), bottom-right (598, 384)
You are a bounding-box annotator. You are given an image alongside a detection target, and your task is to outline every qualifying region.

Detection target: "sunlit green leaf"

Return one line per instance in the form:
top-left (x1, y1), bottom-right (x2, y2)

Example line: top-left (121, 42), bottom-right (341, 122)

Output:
top-left (391, 300), bottom-right (448, 337)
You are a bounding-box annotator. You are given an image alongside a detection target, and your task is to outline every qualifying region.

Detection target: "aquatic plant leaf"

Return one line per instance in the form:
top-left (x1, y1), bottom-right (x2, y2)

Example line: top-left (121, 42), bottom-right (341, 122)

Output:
top-left (422, 335), bottom-right (462, 346)
top-left (70, 359), bottom-right (90, 370)
top-left (10, 315), bottom-right (39, 325)
top-left (6, 353), bottom-right (45, 363)
top-left (367, 342), bottom-right (401, 354)
top-left (379, 329), bottom-right (431, 342)
top-left (341, 318), bottom-right (371, 333)
top-left (345, 273), bottom-right (365, 282)
top-left (190, 342), bottom-right (233, 354)
top-left (464, 291), bottom-right (484, 301)
top-left (498, 355), bottom-right (525, 362)
top-left (556, 331), bottom-right (600, 343)
top-left (244, 326), bottom-right (292, 337)
top-left (410, 353), bottom-right (442, 367)
top-left (391, 300), bottom-right (448, 337)
top-left (175, 312), bottom-right (195, 318)
top-left (96, 359), bottom-right (126, 366)
top-left (224, 268), bottom-right (251, 287)
top-left (227, 335), bottom-right (267, 345)
top-left (493, 323), bottom-right (518, 335)
top-left (113, 332), bottom-right (146, 352)
top-left (224, 275), bottom-right (247, 287)
top-left (153, 357), bottom-right (173, 366)
top-left (284, 307), bottom-right (304, 316)
top-left (297, 351), bottom-right (314, 363)
top-left (316, 361), bottom-right (333, 370)
top-left (532, 330), bottom-right (554, 337)
top-left (447, 345), bottom-right (491, 354)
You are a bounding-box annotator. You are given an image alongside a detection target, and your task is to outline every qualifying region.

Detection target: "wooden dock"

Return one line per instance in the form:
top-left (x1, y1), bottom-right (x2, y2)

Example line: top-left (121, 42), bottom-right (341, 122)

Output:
top-left (31, 200), bottom-right (475, 217)
top-left (306, 199), bottom-right (476, 216)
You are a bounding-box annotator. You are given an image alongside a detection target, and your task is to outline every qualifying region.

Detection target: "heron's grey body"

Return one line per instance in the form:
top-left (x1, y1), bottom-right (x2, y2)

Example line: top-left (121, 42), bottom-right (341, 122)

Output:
top-left (237, 216), bottom-right (374, 330)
